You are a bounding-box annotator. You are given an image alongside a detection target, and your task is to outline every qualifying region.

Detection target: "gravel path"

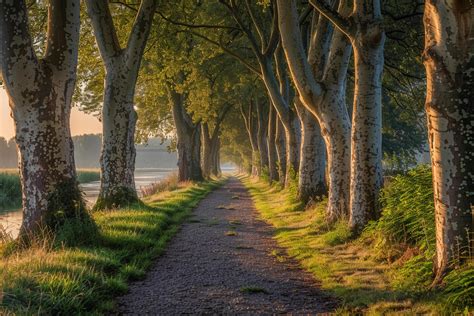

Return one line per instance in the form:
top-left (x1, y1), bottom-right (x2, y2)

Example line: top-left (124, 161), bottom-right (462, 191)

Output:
top-left (117, 177), bottom-right (337, 314)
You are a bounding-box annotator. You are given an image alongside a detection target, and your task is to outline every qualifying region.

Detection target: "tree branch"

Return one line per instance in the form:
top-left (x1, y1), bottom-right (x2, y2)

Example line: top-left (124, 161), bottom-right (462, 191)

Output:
top-left (126, 0), bottom-right (157, 67)
top-left (44, 0), bottom-right (80, 71)
top-left (245, 0), bottom-right (267, 48)
top-left (0, 0), bottom-right (38, 94)
top-left (85, 0), bottom-right (122, 60)
top-left (309, 0), bottom-right (353, 39)
top-left (263, 0), bottom-right (280, 57)
top-left (156, 10), bottom-right (239, 31)
top-left (184, 30), bottom-right (261, 76)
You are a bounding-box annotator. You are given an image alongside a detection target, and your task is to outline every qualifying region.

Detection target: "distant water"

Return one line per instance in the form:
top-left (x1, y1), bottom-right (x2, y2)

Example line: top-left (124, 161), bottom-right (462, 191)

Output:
top-left (0, 168), bottom-right (176, 239)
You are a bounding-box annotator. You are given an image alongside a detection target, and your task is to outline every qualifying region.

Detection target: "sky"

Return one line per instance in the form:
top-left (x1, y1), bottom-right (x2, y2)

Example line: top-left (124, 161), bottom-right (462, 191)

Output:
top-left (0, 88), bottom-right (102, 140)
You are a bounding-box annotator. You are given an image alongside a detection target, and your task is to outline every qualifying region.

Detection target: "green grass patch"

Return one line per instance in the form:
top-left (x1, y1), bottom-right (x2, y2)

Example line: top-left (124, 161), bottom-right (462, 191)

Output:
top-left (0, 173), bottom-right (21, 209)
top-left (242, 173), bottom-right (472, 314)
top-left (76, 170), bottom-right (100, 184)
top-left (240, 286), bottom-right (268, 294)
top-left (229, 219), bottom-right (242, 225)
top-left (0, 178), bottom-right (225, 314)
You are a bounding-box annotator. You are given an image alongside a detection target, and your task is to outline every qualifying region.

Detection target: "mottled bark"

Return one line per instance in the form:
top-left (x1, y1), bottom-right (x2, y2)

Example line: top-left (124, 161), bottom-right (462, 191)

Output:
top-left (169, 88), bottom-right (203, 182)
top-left (86, 0), bottom-right (156, 209)
top-left (278, 0), bottom-right (352, 220)
top-left (267, 106), bottom-right (279, 183)
top-left (0, 0), bottom-right (85, 236)
top-left (295, 100), bottom-right (327, 204)
top-left (348, 2), bottom-right (385, 233)
top-left (423, 0), bottom-right (474, 283)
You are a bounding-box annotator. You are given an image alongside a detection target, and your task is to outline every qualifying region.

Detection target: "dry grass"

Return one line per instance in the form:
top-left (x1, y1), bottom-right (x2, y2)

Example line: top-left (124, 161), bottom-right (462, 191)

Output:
top-left (139, 172), bottom-right (193, 197)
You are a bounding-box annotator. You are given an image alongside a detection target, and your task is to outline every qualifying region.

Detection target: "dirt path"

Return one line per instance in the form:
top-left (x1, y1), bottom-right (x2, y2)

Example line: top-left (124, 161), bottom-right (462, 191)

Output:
top-left (117, 177), bottom-right (336, 314)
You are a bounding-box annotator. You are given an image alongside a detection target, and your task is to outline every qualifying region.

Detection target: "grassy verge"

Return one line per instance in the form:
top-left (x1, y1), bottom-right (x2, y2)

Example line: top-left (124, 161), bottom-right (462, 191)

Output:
top-left (0, 169), bottom-right (100, 210)
top-left (242, 173), bottom-right (472, 314)
top-left (0, 178), bottom-right (225, 314)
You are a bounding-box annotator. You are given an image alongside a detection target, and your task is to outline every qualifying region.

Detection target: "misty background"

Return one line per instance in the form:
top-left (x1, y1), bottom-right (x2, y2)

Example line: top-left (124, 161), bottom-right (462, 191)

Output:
top-left (0, 134), bottom-right (178, 169)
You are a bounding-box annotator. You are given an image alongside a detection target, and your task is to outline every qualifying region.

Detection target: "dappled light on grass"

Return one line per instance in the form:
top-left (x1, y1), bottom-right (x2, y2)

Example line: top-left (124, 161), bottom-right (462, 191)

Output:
top-left (0, 179), bottom-right (224, 314)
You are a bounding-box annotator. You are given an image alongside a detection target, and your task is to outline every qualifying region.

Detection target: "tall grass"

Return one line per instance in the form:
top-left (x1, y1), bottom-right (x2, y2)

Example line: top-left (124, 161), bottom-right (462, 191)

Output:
top-left (0, 178), bottom-right (224, 314)
top-left (363, 165), bottom-right (435, 260)
top-left (244, 167), bottom-right (473, 313)
top-left (139, 172), bottom-right (182, 197)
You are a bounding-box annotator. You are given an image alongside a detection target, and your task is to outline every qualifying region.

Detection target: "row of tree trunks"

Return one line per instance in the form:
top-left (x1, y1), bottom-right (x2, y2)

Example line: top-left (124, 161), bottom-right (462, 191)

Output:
top-left (201, 103), bottom-right (231, 178)
top-left (0, 0), bottom-right (87, 237)
top-left (85, 0), bottom-right (156, 209)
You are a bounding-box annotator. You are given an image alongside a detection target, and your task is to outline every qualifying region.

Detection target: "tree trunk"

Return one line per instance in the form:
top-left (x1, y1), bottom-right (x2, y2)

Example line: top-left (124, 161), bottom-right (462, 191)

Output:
top-left (86, 0), bottom-right (156, 209)
top-left (295, 100), bottom-right (327, 203)
top-left (176, 122), bottom-right (203, 182)
top-left (423, 0), bottom-right (474, 283)
top-left (348, 9), bottom-right (385, 233)
top-left (170, 88), bottom-right (203, 182)
top-left (210, 138), bottom-right (221, 176)
top-left (285, 112), bottom-right (301, 184)
top-left (277, 0), bottom-right (352, 220)
top-left (256, 100), bottom-right (269, 176)
top-left (95, 70), bottom-right (138, 209)
top-left (1, 0), bottom-right (87, 237)
top-left (267, 106), bottom-right (279, 183)
top-left (241, 101), bottom-right (260, 176)
top-left (275, 117), bottom-right (287, 185)
top-left (201, 123), bottom-right (213, 178)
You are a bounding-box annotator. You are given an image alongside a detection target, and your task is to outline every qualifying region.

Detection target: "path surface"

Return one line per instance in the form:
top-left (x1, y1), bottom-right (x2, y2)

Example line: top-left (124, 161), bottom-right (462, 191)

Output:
top-left (117, 177), bottom-right (336, 314)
